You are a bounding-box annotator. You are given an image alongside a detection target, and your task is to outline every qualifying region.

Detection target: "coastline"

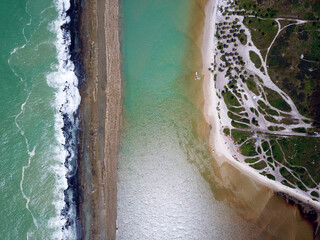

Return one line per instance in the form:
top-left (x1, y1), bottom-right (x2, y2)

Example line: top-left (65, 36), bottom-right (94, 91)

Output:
top-left (77, 0), bottom-right (122, 239)
top-left (201, 0), bottom-right (320, 236)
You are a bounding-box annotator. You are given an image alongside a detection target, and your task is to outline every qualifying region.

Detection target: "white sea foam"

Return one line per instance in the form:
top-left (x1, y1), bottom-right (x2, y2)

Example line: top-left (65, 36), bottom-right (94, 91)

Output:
top-left (46, 0), bottom-right (80, 239)
top-left (14, 92), bottom-right (39, 240)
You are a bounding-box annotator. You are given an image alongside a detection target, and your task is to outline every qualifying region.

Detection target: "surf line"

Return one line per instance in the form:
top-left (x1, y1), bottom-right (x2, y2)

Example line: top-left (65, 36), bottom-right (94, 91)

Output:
top-left (47, 0), bottom-right (82, 238)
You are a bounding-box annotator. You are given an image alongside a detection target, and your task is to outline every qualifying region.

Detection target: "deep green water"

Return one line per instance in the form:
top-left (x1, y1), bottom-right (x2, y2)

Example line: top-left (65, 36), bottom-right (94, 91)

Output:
top-left (0, 0), bottom-right (78, 239)
top-left (117, 0), bottom-right (257, 239)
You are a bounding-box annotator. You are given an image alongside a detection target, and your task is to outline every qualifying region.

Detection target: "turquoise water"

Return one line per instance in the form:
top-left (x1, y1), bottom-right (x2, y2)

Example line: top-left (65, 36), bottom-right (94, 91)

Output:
top-left (0, 0), bottom-right (79, 239)
top-left (117, 0), bottom-right (258, 239)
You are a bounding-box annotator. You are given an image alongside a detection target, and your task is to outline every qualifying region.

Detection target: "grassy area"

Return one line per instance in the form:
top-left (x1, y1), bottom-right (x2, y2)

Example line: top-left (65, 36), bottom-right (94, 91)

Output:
top-left (236, 0), bottom-right (320, 124)
top-left (231, 129), bottom-right (253, 144)
top-left (264, 115), bottom-right (279, 124)
top-left (237, 31), bottom-right (247, 45)
top-left (249, 50), bottom-right (262, 68)
top-left (265, 173), bottom-right (276, 180)
top-left (223, 127), bottom-right (230, 135)
top-left (250, 107), bottom-right (259, 117)
top-left (220, 0), bottom-right (320, 196)
top-left (282, 117), bottom-right (298, 125)
top-left (257, 99), bottom-right (268, 109)
top-left (264, 87), bottom-right (291, 112)
top-left (246, 76), bottom-right (259, 95)
top-left (270, 140), bottom-right (283, 162)
top-left (236, 0), bottom-right (319, 20)
top-left (261, 141), bottom-right (269, 152)
top-left (280, 167), bottom-right (306, 190)
top-left (231, 120), bottom-right (250, 129)
top-left (240, 138), bottom-right (257, 156)
top-left (265, 108), bottom-right (279, 116)
top-left (222, 91), bottom-right (241, 109)
top-left (250, 160), bottom-right (267, 170)
top-left (277, 137), bottom-right (320, 184)
top-left (267, 21), bottom-right (320, 122)
top-left (267, 126), bottom-right (285, 131)
top-left (228, 111), bottom-right (250, 124)
top-left (245, 157), bottom-right (260, 163)
top-left (243, 17), bottom-right (278, 50)
top-left (229, 106), bottom-right (246, 114)
top-left (292, 127), bottom-right (307, 133)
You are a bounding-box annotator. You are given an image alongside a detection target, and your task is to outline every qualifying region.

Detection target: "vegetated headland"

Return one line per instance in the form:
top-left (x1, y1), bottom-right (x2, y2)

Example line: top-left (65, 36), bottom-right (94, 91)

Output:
top-left (76, 0), bottom-right (122, 239)
top-left (203, 0), bottom-right (320, 237)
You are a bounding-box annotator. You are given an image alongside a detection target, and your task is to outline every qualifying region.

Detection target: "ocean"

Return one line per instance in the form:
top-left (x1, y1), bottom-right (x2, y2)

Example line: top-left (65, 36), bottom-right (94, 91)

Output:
top-left (0, 0), bottom-right (79, 239)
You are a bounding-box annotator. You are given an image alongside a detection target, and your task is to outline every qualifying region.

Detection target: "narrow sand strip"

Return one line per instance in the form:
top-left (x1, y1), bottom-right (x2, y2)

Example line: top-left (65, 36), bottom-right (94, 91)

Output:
top-left (78, 0), bottom-right (121, 239)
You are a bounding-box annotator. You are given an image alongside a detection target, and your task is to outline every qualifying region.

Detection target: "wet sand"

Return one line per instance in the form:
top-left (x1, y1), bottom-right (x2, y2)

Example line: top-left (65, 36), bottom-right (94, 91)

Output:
top-left (77, 0), bottom-right (121, 239)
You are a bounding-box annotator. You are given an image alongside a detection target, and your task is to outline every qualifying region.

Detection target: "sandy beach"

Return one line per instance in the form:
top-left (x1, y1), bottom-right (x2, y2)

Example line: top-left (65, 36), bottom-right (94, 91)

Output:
top-left (202, 0), bottom-right (319, 237)
top-left (77, 0), bottom-right (121, 239)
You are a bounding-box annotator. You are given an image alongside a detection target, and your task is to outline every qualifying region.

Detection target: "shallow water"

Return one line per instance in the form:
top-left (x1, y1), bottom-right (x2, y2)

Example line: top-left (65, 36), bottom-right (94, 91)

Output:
top-left (117, 1), bottom-right (261, 239)
top-left (117, 0), bottom-right (317, 239)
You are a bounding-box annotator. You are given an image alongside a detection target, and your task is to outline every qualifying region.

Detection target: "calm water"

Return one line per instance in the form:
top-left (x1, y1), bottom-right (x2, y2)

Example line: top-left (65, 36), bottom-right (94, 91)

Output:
top-left (0, 0), bottom-right (79, 239)
top-left (117, 0), bottom-right (258, 239)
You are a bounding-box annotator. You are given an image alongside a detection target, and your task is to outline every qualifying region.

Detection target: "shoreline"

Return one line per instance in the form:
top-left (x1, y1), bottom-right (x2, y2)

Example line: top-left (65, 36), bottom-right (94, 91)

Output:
top-left (201, 0), bottom-right (320, 235)
top-left (77, 0), bottom-right (122, 239)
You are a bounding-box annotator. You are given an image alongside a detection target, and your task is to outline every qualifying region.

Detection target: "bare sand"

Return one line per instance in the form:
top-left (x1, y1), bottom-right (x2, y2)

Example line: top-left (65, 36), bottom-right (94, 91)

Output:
top-left (78, 0), bottom-right (121, 239)
top-left (201, 0), bottom-right (319, 238)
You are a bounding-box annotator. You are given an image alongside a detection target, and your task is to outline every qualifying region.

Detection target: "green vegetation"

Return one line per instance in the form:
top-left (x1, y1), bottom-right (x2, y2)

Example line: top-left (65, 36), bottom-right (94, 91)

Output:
top-left (228, 111), bottom-right (250, 124)
top-left (261, 141), bottom-right (269, 152)
top-left (229, 106), bottom-right (246, 114)
top-left (265, 174), bottom-right (276, 180)
top-left (292, 127), bottom-right (306, 133)
top-left (267, 126), bottom-right (285, 131)
top-left (277, 137), bottom-right (320, 184)
top-left (222, 91), bottom-right (241, 109)
top-left (267, 21), bottom-right (320, 122)
top-left (231, 120), bottom-right (250, 129)
top-left (217, 0), bottom-right (320, 198)
top-left (237, 31), bottom-right (247, 45)
top-left (265, 108), bottom-right (279, 116)
top-left (264, 115), bottom-right (279, 124)
top-left (231, 129), bottom-right (253, 144)
top-left (245, 157), bottom-right (260, 164)
top-left (243, 17), bottom-right (278, 51)
top-left (223, 127), bottom-right (230, 135)
top-left (264, 87), bottom-right (291, 112)
top-left (257, 100), bottom-right (268, 109)
top-left (249, 50), bottom-right (262, 68)
top-left (270, 140), bottom-right (283, 162)
top-left (240, 139), bottom-right (257, 156)
top-left (282, 117), bottom-right (298, 125)
top-left (246, 76), bottom-right (259, 95)
top-left (250, 107), bottom-right (259, 117)
top-left (236, 0), bottom-right (317, 20)
top-left (250, 160), bottom-right (267, 170)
